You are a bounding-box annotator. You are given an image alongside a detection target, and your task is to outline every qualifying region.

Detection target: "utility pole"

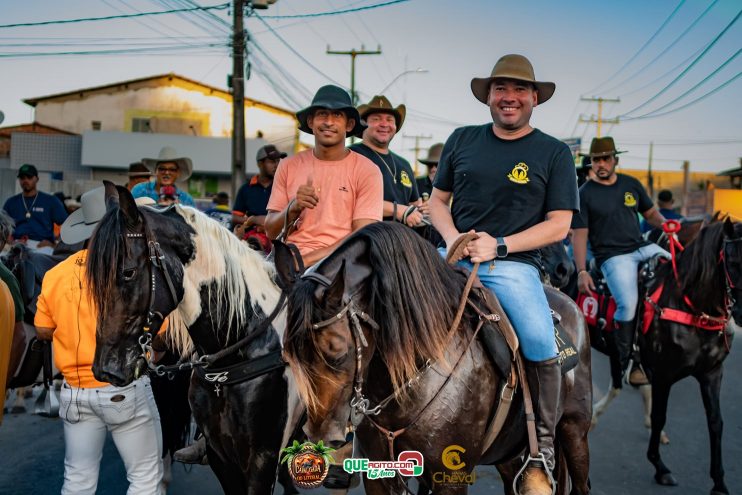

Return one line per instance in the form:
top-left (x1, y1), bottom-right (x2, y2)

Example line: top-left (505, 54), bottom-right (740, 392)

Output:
top-left (579, 96), bottom-right (620, 137)
top-left (231, 0), bottom-right (247, 200)
top-left (326, 45), bottom-right (382, 106)
top-left (680, 160), bottom-right (690, 216)
top-left (647, 141), bottom-right (654, 198)
top-left (404, 133), bottom-right (432, 176)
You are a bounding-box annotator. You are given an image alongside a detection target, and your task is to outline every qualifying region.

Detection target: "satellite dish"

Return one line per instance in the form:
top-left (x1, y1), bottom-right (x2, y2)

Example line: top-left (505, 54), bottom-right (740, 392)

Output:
top-left (0, 111), bottom-right (4, 125)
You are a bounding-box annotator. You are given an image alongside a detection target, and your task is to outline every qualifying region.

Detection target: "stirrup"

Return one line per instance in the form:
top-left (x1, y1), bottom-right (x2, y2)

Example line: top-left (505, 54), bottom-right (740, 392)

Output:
top-left (512, 452), bottom-right (556, 495)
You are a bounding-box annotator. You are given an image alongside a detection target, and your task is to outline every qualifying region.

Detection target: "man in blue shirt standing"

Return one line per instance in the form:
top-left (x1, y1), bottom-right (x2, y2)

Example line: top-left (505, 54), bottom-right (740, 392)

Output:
top-left (131, 147), bottom-right (195, 207)
top-left (2, 164), bottom-right (68, 247)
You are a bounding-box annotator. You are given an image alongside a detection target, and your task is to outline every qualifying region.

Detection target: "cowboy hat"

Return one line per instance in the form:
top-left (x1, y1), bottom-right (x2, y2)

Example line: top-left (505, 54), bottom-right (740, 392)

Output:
top-left (579, 137), bottom-right (626, 158)
top-left (470, 54), bottom-right (556, 105)
top-left (61, 186), bottom-right (106, 244)
top-left (142, 146), bottom-right (193, 181)
top-left (419, 142), bottom-right (444, 166)
top-left (296, 85), bottom-right (365, 138)
top-left (128, 162), bottom-right (151, 178)
top-left (357, 95), bottom-right (406, 131)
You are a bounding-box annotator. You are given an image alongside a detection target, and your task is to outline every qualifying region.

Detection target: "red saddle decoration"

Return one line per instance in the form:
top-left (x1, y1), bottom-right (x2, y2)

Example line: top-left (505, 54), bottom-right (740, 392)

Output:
top-left (576, 290), bottom-right (617, 331)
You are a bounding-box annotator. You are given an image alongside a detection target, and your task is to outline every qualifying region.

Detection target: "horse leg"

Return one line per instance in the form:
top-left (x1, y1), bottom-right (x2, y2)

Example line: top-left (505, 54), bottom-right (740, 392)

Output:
top-left (206, 445), bottom-right (246, 495)
top-left (11, 387), bottom-right (26, 413)
top-left (496, 460), bottom-right (519, 495)
top-left (591, 379), bottom-right (619, 430)
top-left (557, 419), bottom-right (591, 495)
top-left (276, 462), bottom-right (299, 494)
top-left (638, 384), bottom-right (669, 444)
top-left (646, 380), bottom-right (676, 486)
top-left (697, 367), bottom-right (728, 495)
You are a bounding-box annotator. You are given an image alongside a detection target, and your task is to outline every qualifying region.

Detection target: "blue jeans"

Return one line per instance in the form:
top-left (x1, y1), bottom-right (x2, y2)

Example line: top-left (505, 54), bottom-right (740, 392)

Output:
top-left (439, 249), bottom-right (556, 362)
top-left (600, 244), bottom-right (670, 322)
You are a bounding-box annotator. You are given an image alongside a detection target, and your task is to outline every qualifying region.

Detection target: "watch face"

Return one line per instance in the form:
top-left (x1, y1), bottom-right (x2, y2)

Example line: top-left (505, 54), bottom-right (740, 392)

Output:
top-left (497, 243), bottom-right (507, 258)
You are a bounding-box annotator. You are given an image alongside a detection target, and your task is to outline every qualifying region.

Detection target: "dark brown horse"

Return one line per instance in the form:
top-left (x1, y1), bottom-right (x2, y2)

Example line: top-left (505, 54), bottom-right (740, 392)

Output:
top-left (642, 219), bottom-right (741, 495)
top-left (86, 183), bottom-right (301, 494)
top-left (279, 222), bottom-right (592, 494)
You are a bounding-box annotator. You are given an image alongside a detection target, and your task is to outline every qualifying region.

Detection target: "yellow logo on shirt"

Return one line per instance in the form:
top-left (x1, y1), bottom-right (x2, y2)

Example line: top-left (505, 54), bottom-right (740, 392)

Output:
top-left (400, 170), bottom-right (413, 188)
top-left (624, 192), bottom-right (637, 207)
top-left (507, 162), bottom-right (530, 184)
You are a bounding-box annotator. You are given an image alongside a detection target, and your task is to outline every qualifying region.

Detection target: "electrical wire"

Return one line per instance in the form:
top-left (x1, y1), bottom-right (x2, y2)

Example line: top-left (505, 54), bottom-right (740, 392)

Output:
top-left (0, 43), bottom-right (228, 58)
top-left (259, 0), bottom-right (409, 19)
top-left (0, 3), bottom-right (229, 29)
top-left (618, 8), bottom-right (741, 117)
top-left (584, 0), bottom-right (687, 95)
top-left (618, 45), bottom-right (704, 98)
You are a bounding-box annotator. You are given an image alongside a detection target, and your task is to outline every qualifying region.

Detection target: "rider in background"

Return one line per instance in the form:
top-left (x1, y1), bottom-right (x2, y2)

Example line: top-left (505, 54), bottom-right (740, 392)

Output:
top-left (265, 85), bottom-right (383, 267)
top-left (572, 137), bottom-right (668, 387)
top-left (34, 187), bottom-right (163, 494)
top-left (641, 189), bottom-right (683, 234)
top-left (429, 54), bottom-right (577, 495)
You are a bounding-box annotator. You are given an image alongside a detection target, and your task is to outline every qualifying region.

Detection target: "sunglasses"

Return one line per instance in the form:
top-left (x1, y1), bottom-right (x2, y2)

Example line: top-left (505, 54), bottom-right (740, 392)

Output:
top-left (157, 167), bottom-right (179, 173)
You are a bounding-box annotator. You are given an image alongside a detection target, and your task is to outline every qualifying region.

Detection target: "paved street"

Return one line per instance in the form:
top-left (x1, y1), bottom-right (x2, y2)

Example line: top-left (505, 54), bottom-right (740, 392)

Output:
top-left (2, 329), bottom-right (740, 494)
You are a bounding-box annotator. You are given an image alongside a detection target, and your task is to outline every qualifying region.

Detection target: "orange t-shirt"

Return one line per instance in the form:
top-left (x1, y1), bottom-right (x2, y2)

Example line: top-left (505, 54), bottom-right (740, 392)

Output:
top-left (35, 249), bottom-right (108, 389)
top-left (267, 149), bottom-right (383, 255)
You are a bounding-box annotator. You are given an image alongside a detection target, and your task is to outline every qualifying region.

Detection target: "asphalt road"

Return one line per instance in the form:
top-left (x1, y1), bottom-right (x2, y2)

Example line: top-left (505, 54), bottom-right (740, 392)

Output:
top-left (2, 327), bottom-right (740, 494)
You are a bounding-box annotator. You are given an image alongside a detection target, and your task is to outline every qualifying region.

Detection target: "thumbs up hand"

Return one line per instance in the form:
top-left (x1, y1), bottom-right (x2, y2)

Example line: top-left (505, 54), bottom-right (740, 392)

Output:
top-left (293, 176), bottom-right (320, 213)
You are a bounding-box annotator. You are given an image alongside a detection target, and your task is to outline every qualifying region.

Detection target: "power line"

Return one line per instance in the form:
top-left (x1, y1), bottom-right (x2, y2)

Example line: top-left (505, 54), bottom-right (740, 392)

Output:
top-left (599, 0), bottom-right (719, 96)
top-left (0, 43), bottom-right (228, 58)
top-left (260, 0), bottom-right (409, 19)
top-left (584, 0), bottom-right (687, 95)
top-left (0, 3), bottom-right (229, 29)
top-left (618, 46), bottom-right (703, 98)
top-left (622, 70), bottom-right (741, 120)
top-left (619, 8), bottom-right (741, 117)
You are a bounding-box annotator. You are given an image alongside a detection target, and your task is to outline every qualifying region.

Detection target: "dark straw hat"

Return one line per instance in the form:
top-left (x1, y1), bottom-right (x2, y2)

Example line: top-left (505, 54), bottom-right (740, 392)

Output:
top-left (128, 162), bottom-right (151, 178)
top-left (419, 143), bottom-right (444, 166)
top-left (579, 137), bottom-right (626, 158)
top-left (471, 54), bottom-right (555, 105)
top-left (357, 95), bottom-right (406, 131)
top-left (296, 85), bottom-right (365, 138)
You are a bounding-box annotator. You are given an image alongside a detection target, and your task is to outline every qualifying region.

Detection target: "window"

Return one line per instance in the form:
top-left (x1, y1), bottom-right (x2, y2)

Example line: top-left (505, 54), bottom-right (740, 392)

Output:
top-left (91, 121), bottom-right (101, 131)
top-left (132, 118), bottom-right (151, 133)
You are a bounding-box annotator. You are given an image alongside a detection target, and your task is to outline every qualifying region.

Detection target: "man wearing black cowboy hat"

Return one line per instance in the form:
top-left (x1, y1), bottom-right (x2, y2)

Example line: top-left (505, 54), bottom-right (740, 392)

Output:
top-left (350, 95), bottom-right (424, 227)
top-left (572, 137), bottom-right (668, 387)
top-left (429, 54), bottom-right (578, 495)
top-left (265, 85), bottom-right (383, 267)
top-left (416, 142), bottom-right (443, 199)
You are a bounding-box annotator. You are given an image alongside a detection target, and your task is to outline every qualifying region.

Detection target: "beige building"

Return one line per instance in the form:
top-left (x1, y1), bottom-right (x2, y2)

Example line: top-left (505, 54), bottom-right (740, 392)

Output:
top-left (24, 73), bottom-right (299, 152)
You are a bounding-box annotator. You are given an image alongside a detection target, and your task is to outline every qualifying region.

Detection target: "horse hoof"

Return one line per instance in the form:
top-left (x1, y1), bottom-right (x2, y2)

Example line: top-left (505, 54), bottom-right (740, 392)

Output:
top-left (655, 473), bottom-right (678, 486)
top-left (10, 406), bottom-right (26, 414)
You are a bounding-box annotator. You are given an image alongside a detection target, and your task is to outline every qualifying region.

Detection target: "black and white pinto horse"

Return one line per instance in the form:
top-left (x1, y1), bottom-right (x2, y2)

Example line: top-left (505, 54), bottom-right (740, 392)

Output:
top-left (86, 183), bottom-right (302, 494)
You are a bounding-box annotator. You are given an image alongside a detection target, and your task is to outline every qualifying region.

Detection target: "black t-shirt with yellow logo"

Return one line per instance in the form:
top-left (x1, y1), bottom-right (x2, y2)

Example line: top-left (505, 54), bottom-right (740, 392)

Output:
top-left (350, 143), bottom-right (420, 220)
top-left (571, 173), bottom-right (653, 267)
top-left (434, 125), bottom-right (579, 269)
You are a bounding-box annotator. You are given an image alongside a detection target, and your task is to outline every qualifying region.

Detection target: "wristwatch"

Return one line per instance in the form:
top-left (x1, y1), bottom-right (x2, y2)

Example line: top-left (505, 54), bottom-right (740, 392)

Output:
top-left (495, 236), bottom-right (508, 258)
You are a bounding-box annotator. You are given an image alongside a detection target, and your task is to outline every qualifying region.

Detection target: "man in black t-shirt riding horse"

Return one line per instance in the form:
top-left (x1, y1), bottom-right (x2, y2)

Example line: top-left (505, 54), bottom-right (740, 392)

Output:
top-left (429, 54), bottom-right (578, 495)
top-left (572, 137), bottom-right (669, 386)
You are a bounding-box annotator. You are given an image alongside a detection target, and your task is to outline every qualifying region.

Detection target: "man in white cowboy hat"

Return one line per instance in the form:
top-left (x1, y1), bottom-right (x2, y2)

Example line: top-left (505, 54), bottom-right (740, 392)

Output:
top-left (429, 53), bottom-right (578, 495)
top-left (265, 85), bottom-right (383, 267)
top-left (350, 95), bottom-right (424, 227)
top-left (572, 136), bottom-right (668, 387)
top-left (34, 186), bottom-right (164, 494)
top-left (131, 146), bottom-right (195, 206)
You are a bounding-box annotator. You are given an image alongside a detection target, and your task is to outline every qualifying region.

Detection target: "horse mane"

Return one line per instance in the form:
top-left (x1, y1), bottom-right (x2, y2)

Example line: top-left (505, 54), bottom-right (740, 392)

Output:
top-left (674, 221), bottom-right (729, 312)
top-left (87, 204), bottom-right (281, 354)
top-left (0, 209), bottom-right (15, 249)
top-left (285, 222), bottom-right (470, 412)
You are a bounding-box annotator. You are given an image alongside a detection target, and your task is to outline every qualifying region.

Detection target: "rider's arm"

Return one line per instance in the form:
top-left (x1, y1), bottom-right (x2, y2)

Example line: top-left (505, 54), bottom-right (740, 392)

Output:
top-left (429, 188), bottom-right (459, 246)
top-left (264, 206), bottom-right (300, 240)
top-left (502, 210), bottom-right (573, 253)
top-left (572, 228), bottom-right (589, 272)
top-left (36, 326), bottom-right (54, 341)
top-left (641, 207), bottom-right (666, 229)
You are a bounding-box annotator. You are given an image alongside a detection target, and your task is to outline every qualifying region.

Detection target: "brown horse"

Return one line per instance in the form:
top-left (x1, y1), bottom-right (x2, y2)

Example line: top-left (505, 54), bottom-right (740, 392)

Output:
top-left (278, 222), bottom-right (592, 494)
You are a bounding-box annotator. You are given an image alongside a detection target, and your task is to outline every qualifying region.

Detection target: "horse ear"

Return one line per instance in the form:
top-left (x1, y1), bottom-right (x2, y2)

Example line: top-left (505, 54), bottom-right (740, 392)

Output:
top-left (115, 184), bottom-right (140, 224)
top-left (323, 260), bottom-right (346, 307)
top-left (103, 180), bottom-right (120, 212)
top-left (723, 217), bottom-right (735, 238)
top-left (273, 240), bottom-right (299, 290)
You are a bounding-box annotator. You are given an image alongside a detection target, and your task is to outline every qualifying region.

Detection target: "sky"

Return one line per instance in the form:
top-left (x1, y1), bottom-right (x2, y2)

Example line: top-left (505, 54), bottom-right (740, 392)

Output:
top-left (1, 0), bottom-right (741, 173)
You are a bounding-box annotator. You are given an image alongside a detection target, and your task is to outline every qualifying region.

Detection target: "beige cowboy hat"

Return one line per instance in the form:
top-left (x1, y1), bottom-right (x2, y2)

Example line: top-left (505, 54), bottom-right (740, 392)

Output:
top-left (419, 143), bottom-right (444, 166)
top-left (61, 186), bottom-right (106, 244)
top-left (142, 146), bottom-right (193, 181)
top-left (470, 54), bottom-right (556, 105)
top-left (357, 95), bottom-right (406, 131)
top-left (579, 137), bottom-right (627, 158)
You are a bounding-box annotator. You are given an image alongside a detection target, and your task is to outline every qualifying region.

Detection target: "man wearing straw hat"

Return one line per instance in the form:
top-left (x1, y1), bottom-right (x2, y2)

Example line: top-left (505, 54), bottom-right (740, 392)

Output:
top-left (429, 54), bottom-right (578, 495)
top-left (126, 162), bottom-right (152, 192)
top-left (572, 137), bottom-right (668, 387)
top-left (265, 85), bottom-right (383, 267)
top-left (132, 147), bottom-right (195, 207)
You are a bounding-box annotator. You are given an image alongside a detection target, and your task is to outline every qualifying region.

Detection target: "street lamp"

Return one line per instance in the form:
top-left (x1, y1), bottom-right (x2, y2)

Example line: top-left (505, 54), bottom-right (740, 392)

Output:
top-left (377, 68), bottom-right (428, 94)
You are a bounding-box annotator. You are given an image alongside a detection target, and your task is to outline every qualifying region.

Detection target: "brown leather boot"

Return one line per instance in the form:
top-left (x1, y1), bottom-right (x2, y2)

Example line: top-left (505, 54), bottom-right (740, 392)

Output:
top-left (521, 358), bottom-right (560, 495)
top-left (173, 436), bottom-right (208, 465)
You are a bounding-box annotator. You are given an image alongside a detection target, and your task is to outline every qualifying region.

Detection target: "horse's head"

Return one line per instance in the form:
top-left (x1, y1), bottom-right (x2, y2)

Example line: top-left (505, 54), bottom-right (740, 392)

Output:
top-left (541, 240), bottom-right (574, 289)
top-left (722, 219), bottom-right (742, 325)
top-left (88, 182), bottom-right (195, 386)
top-left (280, 236), bottom-right (374, 448)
